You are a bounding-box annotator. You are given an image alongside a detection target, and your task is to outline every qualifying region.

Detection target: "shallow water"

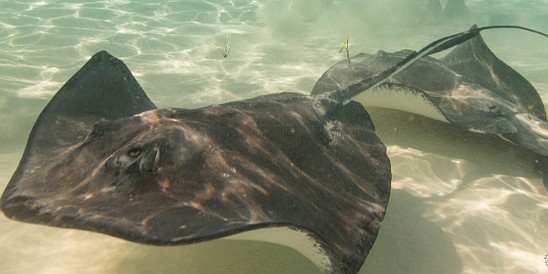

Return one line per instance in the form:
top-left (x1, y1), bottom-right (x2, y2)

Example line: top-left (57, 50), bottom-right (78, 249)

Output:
top-left (1, 1), bottom-right (547, 273)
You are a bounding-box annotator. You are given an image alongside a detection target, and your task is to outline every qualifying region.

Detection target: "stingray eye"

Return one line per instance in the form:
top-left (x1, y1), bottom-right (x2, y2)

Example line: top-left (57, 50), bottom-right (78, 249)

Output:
top-left (127, 147), bottom-right (142, 158)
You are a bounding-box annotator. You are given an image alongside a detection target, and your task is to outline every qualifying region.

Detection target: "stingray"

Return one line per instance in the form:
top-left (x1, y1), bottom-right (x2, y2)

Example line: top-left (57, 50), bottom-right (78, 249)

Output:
top-left (1, 26), bottom-right (546, 274)
top-left (313, 25), bottom-right (548, 187)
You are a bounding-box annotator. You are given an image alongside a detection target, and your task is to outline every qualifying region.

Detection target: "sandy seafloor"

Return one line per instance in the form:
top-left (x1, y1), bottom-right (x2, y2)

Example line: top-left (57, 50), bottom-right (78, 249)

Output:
top-left (1, 0), bottom-right (548, 273)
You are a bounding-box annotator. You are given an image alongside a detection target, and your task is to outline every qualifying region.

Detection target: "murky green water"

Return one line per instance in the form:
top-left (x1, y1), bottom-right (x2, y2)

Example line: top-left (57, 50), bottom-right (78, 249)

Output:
top-left (1, 1), bottom-right (547, 273)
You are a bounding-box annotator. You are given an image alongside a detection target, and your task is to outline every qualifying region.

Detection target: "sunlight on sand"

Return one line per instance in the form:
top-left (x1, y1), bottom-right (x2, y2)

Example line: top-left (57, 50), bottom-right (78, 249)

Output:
top-left (381, 145), bottom-right (548, 274)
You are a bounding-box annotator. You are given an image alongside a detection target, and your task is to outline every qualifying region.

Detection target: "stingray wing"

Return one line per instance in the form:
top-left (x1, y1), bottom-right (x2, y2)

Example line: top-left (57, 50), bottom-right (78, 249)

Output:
top-left (1, 50), bottom-right (157, 230)
top-left (2, 51), bottom-right (156, 209)
top-left (440, 28), bottom-right (548, 175)
top-left (441, 26), bottom-right (547, 121)
top-left (4, 51), bottom-right (157, 194)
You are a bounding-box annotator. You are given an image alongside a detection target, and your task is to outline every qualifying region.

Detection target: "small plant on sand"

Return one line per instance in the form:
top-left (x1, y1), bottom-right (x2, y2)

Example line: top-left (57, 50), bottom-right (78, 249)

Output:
top-left (215, 34), bottom-right (231, 58)
top-left (339, 33), bottom-right (350, 65)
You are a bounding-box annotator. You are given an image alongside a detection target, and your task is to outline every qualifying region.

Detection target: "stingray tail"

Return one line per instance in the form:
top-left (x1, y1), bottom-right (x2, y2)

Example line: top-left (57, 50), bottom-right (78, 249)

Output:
top-left (322, 25), bottom-right (548, 105)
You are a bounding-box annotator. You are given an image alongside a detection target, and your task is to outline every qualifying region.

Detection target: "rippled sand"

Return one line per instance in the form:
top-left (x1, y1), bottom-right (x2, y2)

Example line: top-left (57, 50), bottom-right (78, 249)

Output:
top-left (1, 1), bottom-right (547, 273)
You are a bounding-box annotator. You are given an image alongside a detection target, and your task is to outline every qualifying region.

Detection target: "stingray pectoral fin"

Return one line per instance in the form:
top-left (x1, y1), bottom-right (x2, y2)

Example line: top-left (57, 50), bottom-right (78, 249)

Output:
top-left (226, 226), bottom-right (335, 272)
top-left (442, 25), bottom-right (547, 120)
top-left (46, 51), bottom-right (157, 120)
top-left (1, 51), bottom-right (158, 227)
top-left (7, 51), bottom-right (158, 179)
top-left (1, 50), bottom-right (157, 216)
top-left (497, 113), bottom-right (548, 158)
top-left (514, 113), bottom-right (548, 140)
top-left (1, 170), bottom-right (339, 273)
top-left (104, 207), bottom-right (341, 272)
top-left (40, 50), bottom-right (156, 142)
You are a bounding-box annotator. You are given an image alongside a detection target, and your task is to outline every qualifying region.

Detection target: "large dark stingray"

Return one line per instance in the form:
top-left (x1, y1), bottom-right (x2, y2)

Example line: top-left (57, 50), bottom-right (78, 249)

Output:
top-left (313, 25), bottom-right (548, 185)
top-left (1, 26), bottom-right (546, 273)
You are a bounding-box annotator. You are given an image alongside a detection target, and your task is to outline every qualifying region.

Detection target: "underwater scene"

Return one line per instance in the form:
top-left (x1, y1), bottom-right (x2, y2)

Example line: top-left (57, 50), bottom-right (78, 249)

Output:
top-left (0, 0), bottom-right (547, 273)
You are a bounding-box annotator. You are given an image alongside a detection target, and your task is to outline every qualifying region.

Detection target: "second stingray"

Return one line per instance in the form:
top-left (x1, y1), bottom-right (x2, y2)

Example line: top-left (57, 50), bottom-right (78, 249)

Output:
top-left (312, 26), bottom-right (548, 182)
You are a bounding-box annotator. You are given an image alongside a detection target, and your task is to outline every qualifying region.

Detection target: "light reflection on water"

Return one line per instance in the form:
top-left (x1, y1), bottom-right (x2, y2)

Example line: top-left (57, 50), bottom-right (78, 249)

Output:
top-left (1, 1), bottom-right (548, 273)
